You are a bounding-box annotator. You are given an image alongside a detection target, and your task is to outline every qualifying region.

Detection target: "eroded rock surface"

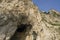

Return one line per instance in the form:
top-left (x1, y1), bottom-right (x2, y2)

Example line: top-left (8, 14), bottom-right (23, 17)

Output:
top-left (0, 0), bottom-right (60, 40)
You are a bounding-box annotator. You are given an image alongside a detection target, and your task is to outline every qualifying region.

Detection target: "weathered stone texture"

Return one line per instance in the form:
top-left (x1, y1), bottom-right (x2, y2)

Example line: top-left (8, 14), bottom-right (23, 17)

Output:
top-left (0, 0), bottom-right (60, 40)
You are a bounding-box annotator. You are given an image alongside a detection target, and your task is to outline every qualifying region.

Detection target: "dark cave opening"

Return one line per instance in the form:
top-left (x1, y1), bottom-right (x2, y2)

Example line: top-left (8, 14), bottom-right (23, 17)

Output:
top-left (10, 24), bottom-right (32, 40)
top-left (17, 24), bottom-right (28, 32)
top-left (17, 24), bottom-right (32, 32)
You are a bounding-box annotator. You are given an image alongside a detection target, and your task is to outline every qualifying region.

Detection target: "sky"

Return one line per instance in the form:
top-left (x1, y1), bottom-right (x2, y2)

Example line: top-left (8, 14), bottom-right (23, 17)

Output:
top-left (32, 0), bottom-right (60, 12)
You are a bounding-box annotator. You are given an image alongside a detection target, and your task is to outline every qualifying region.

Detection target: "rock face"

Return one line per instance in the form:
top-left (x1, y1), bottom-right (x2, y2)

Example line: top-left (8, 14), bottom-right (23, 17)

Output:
top-left (0, 0), bottom-right (60, 40)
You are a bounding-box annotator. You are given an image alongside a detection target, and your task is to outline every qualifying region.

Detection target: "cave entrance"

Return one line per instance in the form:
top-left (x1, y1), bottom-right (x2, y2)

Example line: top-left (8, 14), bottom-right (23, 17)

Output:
top-left (10, 24), bottom-right (32, 40)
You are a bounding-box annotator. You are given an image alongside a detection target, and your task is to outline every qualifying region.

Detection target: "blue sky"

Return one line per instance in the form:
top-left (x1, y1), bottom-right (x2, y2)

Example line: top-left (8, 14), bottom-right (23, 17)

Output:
top-left (32, 0), bottom-right (60, 12)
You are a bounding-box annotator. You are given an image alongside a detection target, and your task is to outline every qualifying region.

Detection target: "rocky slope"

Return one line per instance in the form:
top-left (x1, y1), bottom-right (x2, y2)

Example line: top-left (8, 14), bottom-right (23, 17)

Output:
top-left (0, 0), bottom-right (60, 40)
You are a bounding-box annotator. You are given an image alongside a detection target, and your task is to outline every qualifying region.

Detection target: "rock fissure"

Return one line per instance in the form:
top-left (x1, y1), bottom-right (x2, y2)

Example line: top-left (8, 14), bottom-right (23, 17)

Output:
top-left (10, 23), bottom-right (32, 40)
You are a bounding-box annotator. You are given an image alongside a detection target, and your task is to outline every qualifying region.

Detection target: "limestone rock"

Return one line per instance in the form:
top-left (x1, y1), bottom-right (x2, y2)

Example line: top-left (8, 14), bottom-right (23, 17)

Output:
top-left (0, 0), bottom-right (60, 40)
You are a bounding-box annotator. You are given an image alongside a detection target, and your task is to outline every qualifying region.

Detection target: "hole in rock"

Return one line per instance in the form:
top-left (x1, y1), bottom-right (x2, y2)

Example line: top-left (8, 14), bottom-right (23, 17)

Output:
top-left (17, 24), bottom-right (28, 32)
top-left (10, 24), bottom-right (32, 40)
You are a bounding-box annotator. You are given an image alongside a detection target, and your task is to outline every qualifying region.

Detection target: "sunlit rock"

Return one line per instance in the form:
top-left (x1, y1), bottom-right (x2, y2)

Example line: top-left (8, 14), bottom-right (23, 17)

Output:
top-left (0, 0), bottom-right (60, 40)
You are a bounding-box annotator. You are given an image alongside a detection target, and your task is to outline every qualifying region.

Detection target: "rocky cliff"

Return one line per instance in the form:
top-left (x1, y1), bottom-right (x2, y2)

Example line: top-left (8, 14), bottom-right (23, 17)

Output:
top-left (0, 0), bottom-right (60, 40)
